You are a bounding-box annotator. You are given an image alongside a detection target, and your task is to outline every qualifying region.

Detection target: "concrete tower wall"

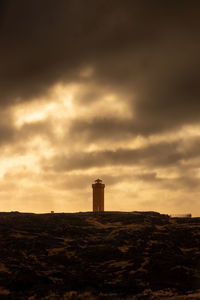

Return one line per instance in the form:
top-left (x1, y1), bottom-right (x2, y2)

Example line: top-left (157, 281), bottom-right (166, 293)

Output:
top-left (92, 180), bottom-right (105, 212)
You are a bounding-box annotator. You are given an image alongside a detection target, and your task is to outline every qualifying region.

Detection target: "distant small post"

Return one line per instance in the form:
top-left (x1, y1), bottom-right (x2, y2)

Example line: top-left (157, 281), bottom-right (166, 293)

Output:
top-left (92, 179), bottom-right (105, 212)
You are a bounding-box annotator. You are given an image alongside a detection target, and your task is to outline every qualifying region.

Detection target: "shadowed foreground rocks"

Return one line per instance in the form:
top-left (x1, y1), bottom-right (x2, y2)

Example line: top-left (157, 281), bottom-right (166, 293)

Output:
top-left (0, 211), bottom-right (199, 299)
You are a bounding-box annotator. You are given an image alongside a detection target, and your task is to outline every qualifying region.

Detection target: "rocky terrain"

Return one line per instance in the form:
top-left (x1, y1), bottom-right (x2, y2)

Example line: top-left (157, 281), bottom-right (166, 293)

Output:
top-left (0, 211), bottom-right (199, 299)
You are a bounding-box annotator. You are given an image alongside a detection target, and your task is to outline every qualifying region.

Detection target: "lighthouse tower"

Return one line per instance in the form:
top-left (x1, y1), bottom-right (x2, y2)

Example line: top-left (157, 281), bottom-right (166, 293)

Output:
top-left (92, 179), bottom-right (105, 212)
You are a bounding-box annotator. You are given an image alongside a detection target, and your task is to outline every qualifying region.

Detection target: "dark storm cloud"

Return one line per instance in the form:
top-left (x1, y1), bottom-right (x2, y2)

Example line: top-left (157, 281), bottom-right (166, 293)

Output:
top-left (0, 119), bottom-right (15, 145)
top-left (19, 120), bottom-right (53, 140)
top-left (0, 0), bottom-right (137, 104)
top-left (0, 114), bottom-right (53, 147)
top-left (68, 115), bottom-right (176, 142)
top-left (42, 139), bottom-right (200, 172)
top-left (0, 0), bottom-right (199, 137)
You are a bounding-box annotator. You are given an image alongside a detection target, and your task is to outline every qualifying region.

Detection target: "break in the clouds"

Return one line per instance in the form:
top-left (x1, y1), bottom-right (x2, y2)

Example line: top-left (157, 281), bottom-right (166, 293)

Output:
top-left (0, 0), bottom-right (200, 215)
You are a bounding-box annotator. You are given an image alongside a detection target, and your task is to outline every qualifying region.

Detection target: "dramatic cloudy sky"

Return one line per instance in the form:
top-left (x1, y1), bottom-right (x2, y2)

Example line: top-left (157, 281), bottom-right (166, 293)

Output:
top-left (0, 0), bottom-right (200, 215)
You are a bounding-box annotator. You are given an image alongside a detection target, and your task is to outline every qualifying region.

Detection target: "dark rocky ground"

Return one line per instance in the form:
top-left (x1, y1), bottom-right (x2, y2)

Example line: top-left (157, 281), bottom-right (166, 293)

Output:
top-left (0, 211), bottom-right (199, 299)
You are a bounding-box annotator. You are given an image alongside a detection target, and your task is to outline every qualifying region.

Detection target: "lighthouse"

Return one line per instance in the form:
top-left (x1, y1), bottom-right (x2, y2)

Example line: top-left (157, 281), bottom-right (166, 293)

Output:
top-left (92, 179), bottom-right (105, 212)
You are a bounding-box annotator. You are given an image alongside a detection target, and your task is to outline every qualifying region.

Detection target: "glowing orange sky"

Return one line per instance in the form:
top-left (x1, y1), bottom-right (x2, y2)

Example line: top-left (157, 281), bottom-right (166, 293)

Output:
top-left (0, 82), bottom-right (198, 216)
